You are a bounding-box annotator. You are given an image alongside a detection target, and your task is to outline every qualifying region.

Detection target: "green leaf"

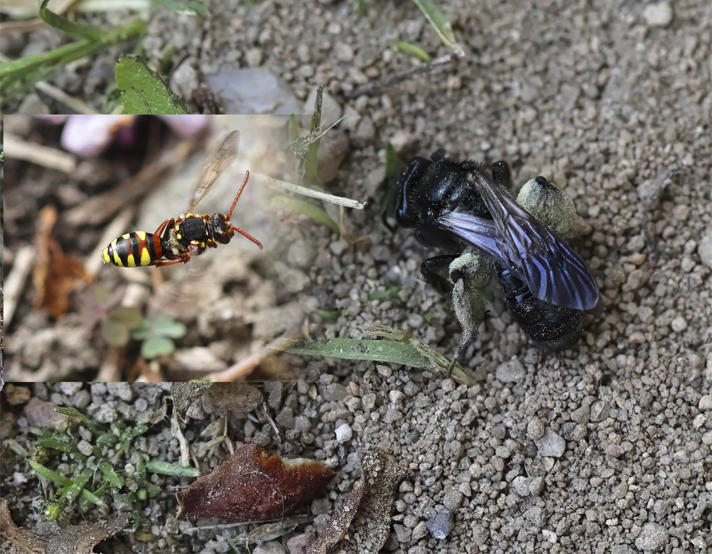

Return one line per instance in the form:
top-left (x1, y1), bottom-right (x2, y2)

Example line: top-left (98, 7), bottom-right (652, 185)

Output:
top-left (40, 0), bottom-right (102, 40)
top-left (115, 56), bottom-right (187, 114)
top-left (142, 337), bottom-right (175, 359)
top-left (153, 0), bottom-right (210, 17)
top-left (288, 324), bottom-right (474, 385)
top-left (395, 40), bottom-right (431, 62)
top-left (108, 307), bottom-right (143, 329)
top-left (313, 309), bottom-right (342, 321)
top-left (271, 195), bottom-right (340, 233)
top-left (103, 317), bottom-right (131, 347)
top-left (131, 319), bottom-right (152, 340)
top-left (410, 0), bottom-right (462, 54)
top-left (152, 316), bottom-right (186, 338)
top-left (145, 460), bottom-right (200, 477)
top-left (99, 460), bottom-right (124, 489)
top-left (384, 143), bottom-right (402, 179)
top-left (288, 338), bottom-right (434, 368)
top-left (288, 114), bottom-right (300, 144)
top-left (368, 286), bottom-right (402, 301)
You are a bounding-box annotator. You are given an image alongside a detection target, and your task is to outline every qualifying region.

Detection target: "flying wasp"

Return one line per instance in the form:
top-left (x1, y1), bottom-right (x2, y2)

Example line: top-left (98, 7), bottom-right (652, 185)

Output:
top-left (103, 131), bottom-right (263, 268)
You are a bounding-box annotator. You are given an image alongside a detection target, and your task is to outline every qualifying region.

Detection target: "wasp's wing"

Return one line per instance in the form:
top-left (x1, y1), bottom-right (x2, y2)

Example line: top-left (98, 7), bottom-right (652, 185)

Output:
top-left (187, 130), bottom-right (240, 212)
top-left (440, 172), bottom-right (600, 311)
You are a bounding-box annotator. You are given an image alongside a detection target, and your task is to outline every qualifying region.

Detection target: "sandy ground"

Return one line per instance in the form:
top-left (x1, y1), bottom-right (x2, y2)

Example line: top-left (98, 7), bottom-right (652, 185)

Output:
top-left (2, 0), bottom-right (712, 552)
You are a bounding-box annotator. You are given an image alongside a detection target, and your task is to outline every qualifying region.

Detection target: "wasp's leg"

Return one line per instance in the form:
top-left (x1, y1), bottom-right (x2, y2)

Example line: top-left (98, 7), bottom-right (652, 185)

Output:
top-left (153, 218), bottom-right (175, 239)
top-left (152, 258), bottom-right (186, 267)
top-left (153, 250), bottom-right (193, 267)
top-left (420, 254), bottom-right (458, 294)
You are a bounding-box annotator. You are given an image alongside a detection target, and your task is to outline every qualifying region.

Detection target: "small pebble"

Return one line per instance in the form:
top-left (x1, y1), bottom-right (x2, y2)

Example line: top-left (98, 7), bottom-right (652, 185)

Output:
top-left (335, 423), bottom-right (352, 443)
top-left (634, 522), bottom-right (668, 551)
top-left (671, 316), bottom-right (687, 332)
top-left (643, 2), bottom-right (673, 27)
top-left (536, 431), bottom-right (566, 458)
top-left (495, 359), bottom-right (526, 383)
top-left (698, 227), bottom-right (712, 269)
top-left (426, 510), bottom-right (454, 539)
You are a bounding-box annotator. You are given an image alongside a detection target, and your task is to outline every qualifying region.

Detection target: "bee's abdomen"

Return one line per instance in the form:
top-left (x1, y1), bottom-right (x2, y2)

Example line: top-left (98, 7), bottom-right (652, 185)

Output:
top-left (102, 231), bottom-right (162, 267)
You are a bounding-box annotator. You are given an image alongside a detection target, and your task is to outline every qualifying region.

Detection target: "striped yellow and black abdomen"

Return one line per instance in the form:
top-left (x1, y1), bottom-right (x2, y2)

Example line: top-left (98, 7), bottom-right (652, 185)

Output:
top-left (102, 231), bottom-right (163, 267)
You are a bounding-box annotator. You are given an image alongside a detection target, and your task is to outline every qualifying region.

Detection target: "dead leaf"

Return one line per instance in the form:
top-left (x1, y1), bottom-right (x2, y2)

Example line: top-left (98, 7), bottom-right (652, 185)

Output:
top-left (45, 516), bottom-right (128, 554)
top-left (307, 448), bottom-right (407, 554)
top-left (171, 382), bottom-right (263, 420)
top-left (33, 205), bottom-right (91, 318)
top-left (176, 443), bottom-right (335, 521)
top-left (0, 497), bottom-right (127, 554)
top-left (0, 498), bottom-right (45, 553)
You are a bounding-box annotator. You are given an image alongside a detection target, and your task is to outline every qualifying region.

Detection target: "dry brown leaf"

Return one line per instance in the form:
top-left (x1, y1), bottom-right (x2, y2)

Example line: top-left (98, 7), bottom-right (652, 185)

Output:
top-left (176, 443), bottom-right (335, 522)
top-left (33, 205), bottom-right (91, 318)
top-left (0, 497), bottom-right (127, 553)
top-left (0, 498), bottom-right (45, 553)
top-left (307, 448), bottom-right (407, 554)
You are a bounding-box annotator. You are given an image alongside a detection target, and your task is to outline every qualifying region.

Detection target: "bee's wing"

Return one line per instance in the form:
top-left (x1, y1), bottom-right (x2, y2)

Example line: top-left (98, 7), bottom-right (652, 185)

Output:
top-left (442, 172), bottom-right (600, 311)
top-left (436, 211), bottom-right (503, 261)
top-left (187, 130), bottom-right (240, 212)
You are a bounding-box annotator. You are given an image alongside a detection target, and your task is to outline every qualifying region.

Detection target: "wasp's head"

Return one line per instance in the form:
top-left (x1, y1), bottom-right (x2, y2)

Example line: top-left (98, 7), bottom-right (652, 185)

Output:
top-left (209, 213), bottom-right (234, 244)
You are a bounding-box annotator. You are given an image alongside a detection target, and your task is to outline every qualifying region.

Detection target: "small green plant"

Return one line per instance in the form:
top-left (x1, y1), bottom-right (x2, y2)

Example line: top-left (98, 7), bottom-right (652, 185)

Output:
top-left (81, 285), bottom-right (144, 347)
top-left (29, 405), bottom-right (199, 527)
top-left (131, 315), bottom-right (187, 358)
top-left (272, 86), bottom-right (342, 233)
top-left (0, 0), bottom-right (207, 110)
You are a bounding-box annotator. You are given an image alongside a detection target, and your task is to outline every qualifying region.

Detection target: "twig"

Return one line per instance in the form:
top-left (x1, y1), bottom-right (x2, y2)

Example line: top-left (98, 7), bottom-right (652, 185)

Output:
top-left (35, 81), bottom-right (98, 114)
top-left (4, 246), bottom-right (36, 328)
top-left (4, 133), bottom-right (77, 173)
top-left (344, 53), bottom-right (456, 98)
top-left (206, 335), bottom-right (301, 382)
top-left (64, 140), bottom-right (194, 227)
top-left (253, 172), bottom-right (366, 210)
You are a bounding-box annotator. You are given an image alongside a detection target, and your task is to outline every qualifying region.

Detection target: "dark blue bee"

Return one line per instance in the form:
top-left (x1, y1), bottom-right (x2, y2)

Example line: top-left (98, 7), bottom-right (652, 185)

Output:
top-left (391, 152), bottom-right (599, 350)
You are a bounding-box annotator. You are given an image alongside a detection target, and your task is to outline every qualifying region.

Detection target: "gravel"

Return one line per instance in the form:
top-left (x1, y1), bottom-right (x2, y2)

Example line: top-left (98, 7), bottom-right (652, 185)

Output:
top-left (3, 0), bottom-right (712, 552)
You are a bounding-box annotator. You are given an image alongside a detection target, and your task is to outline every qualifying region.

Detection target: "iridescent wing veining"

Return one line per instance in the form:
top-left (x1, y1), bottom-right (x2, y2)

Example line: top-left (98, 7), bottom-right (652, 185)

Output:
top-left (438, 172), bottom-right (600, 311)
top-left (187, 130), bottom-right (240, 212)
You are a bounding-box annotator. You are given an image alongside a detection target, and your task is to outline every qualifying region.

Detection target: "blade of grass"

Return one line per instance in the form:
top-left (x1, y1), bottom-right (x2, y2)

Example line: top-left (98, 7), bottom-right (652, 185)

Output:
top-left (395, 40), bottom-right (431, 62)
top-left (145, 460), bottom-right (200, 477)
top-left (271, 195), bottom-right (340, 233)
top-left (287, 338), bottom-right (435, 368)
top-left (0, 19), bottom-right (147, 101)
top-left (39, 0), bottom-right (102, 40)
top-left (410, 0), bottom-right (464, 56)
top-left (287, 325), bottom-right (474, 385)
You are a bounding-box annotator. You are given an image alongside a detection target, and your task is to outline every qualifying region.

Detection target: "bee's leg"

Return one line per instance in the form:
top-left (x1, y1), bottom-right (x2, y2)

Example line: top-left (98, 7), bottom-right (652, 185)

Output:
top-left (448, 252), bottom-right (492, 360)
top-left (420, 255), bottom-right (458, 294)
top-left (490, 160), bottom-right (513, 189)
top-left (430, 149), bottom-right (446, 161)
